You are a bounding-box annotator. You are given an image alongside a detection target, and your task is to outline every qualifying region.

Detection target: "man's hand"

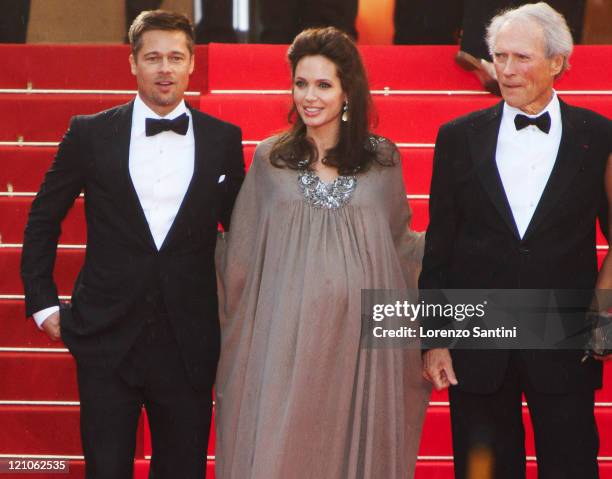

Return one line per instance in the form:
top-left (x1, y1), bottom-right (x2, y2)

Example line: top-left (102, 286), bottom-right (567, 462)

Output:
top-left (41, 311), bottom-right (61, 341)
top-left (423, 348), bottom-right (458, 390)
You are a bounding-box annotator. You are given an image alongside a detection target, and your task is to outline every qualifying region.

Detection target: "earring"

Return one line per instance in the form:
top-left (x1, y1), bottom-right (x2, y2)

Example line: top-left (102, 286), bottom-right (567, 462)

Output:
top-left (342, 101), bottom-right (348, 122)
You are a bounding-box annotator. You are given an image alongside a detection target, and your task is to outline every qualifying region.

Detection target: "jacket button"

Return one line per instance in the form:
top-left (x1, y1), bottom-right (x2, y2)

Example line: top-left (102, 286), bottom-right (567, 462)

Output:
top-left (519, 247), bottom-right (530, 255)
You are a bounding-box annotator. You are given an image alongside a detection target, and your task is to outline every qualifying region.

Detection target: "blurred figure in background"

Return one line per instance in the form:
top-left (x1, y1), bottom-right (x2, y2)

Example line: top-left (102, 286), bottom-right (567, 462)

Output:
top-left (125, 0), bottom-right (163, 38)
top-left (0, 0), bottom-right (30, 43)
top-left (394, 0), bottom-right (586, 95)
top-left (195, 0), bottom-right (237, 43)
top-left (126, 0), bottom-right (236, 43)
top-left (257, 0), bottom-right (358, 43)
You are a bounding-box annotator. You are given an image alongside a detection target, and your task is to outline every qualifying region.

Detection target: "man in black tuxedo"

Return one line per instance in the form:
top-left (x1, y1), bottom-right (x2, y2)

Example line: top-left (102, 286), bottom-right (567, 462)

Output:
top-left (21, 10), bottom-right (244, 479)
top-left (419, 3), bottom-right (611, 479)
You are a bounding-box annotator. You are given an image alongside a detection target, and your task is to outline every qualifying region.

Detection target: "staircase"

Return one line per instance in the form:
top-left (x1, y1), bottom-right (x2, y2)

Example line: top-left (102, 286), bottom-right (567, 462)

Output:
top-left (0, 42), bottom-right (610, 478)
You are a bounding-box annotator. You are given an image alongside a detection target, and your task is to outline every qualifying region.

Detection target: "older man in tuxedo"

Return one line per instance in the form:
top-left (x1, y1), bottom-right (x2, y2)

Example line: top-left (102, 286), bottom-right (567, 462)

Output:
top-left (21, 10), bottom-right (244, 479)
top-left (420, 3), bottom-right (611, 478)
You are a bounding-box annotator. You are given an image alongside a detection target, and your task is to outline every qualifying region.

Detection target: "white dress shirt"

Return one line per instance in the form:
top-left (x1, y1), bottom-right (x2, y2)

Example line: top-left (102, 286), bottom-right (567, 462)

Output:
top-left (495, 92), bottom-right (562, 239)
top-left (33, 94), bottom-right (195, 328)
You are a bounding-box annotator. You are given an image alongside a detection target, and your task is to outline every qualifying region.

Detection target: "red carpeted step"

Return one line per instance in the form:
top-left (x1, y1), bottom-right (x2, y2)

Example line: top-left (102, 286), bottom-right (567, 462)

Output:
top-left (0, 247), bottom-right (84, 296)
top-left (0, 147), bottom-right (55, 193)
top-left (0, 353), bottom-right (77, 402)
top-left (0, 301), bottom-right (65, 349)
top-left (198, 94), bottom-right (612, 144)
top-left (1, 146), bottom-right (609, 247)
top-left (0, 197), bottom-right (85, 244)
top-left (1, 44), bottom-right (209, 92)
top-left (0, 206), bottom-right (607, 297)
top-left (0, 320), bottom-right (612, 404)
top-left (0, 405), bottom-right (142, 457)
top-left (0, 94), bottom-right (134, 143)
top-left (3, 93), bottom-right (609, 144)
top-left (419, 405), bottom-right (612, 457)
top-left (0, 144), bottom-right (425, 194)
top-left (207, 44), bottom-right (612, 92)
top-left (198, 94), bottom-right (493, 143)
top-left (0, 459), bottom-right (155, 479)
top-left (0, 459), bottom-right (610, 479)
top-left (0, 197), bottom-right (428, 246)
top-left (0, 144), bottom-right (433, 195)
top-left (415, 462), bottom-right (612, 479)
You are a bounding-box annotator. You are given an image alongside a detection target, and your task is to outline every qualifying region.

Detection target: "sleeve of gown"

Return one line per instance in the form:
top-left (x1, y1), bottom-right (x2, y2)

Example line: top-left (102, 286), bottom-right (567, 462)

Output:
top-left (385, 141), bottom-right (425, 292)
top-left (216, 141), bottom-right (265, 329)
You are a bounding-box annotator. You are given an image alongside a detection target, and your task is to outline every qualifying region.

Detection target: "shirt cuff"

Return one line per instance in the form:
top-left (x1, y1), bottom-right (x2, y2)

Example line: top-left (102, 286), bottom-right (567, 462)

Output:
top-left (33, 306), bottom-right (60, 330)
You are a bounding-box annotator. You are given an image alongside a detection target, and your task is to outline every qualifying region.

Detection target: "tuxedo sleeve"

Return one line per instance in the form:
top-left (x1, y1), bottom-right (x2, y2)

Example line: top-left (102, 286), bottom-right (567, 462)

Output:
top-left (597, 119), bottom-right (612, 243)
top-left (418, 123), bottom-right (460, 345)
top-left (419, 123), bottom-right (458, 291)
top-left (217, 124), bottom-right (245, 231)
top-left (21, 116), bottom-right (87, 317)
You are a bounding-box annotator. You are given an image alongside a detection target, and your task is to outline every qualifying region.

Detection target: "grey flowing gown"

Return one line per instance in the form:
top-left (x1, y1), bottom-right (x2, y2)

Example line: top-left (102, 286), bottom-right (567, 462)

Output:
top-left (215, 136), bottom-right (431, 479)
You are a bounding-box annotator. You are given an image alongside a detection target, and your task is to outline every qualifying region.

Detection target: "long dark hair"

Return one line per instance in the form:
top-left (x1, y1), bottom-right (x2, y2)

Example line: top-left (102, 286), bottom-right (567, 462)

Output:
top-left (270, 27), bottom-right (385, 175)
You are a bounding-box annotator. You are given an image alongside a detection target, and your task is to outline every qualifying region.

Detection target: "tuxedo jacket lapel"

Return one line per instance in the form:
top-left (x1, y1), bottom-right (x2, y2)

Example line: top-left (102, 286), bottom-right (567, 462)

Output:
top-left (103, 100), bottom-right (157, 250)
top-left (522, 100), bottom-right (588, 240)
top-left (469, 102), bottom-right (521, 240)
top-left (160, 107), bottom-right (220, 251)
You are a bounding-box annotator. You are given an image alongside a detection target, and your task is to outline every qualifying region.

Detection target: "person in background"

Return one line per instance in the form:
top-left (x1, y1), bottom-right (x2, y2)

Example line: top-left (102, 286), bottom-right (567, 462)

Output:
top-left (394, 0), bottom-right (586, 95)
top-left (195, 0), bottom-right (237, 43)
top-left (0, 0), bottom-right (30, 43)
top-left (215, 26), bottom-right (430, 479)
top-left (125, 0), bottom-right (162, 39)
top-left (420, 3), bottom-right (611, 478)
top-left (257, 0), bottom-right (358, 43)
top-left (126, 1), bottom-right (237, 44)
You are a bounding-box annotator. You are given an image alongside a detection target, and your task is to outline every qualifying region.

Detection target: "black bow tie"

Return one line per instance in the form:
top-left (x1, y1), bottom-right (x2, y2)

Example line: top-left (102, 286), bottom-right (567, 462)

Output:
top-left (145, 113), bottom-right (189, 137)
top-left (514, 111), bottom-right (551, 134)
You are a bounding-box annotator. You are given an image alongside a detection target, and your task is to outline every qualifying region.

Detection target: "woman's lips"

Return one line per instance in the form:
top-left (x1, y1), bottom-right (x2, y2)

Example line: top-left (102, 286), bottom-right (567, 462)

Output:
top-left (302, 106), bottom-right (322, 117)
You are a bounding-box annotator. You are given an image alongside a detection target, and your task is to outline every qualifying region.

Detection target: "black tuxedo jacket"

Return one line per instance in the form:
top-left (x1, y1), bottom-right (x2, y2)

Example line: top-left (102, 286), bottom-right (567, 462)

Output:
top-left (21, 101), bottom-right (245, 389)
top-left (419, 99), bottom-right (611, 394)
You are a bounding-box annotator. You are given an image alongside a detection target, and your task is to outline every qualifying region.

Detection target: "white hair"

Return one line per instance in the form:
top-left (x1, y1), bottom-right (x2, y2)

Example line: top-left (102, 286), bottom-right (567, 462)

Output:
top-left (486, 2), bottom-right (573, 76)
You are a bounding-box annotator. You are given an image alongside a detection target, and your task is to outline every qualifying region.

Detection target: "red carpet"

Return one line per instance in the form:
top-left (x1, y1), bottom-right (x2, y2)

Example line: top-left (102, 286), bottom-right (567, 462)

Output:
top-left (0, 43), bottom-right (610, 478)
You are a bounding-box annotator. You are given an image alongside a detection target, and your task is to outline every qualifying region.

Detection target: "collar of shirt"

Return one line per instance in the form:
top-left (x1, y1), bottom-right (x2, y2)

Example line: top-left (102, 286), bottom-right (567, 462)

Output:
top-left (131, 93), bottom-right (191, 138)
top-left (501, 90), bottom-right (561, 136)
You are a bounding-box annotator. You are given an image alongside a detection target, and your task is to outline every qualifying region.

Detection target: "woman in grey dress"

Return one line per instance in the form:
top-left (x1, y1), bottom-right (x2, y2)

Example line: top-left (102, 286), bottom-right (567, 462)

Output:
top-left (215, 27), bottom-right (430, 478)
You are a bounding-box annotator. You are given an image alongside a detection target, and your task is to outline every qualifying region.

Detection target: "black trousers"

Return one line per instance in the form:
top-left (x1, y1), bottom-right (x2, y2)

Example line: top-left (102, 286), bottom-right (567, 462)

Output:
top-left (448, 352), bottom-right (599, 479)
top-left (394, 0), bottom-right (586, 59)
top-left (258, 0), bottom-right (358, 43)
top-left (75, 295), bottom-right (213, 479)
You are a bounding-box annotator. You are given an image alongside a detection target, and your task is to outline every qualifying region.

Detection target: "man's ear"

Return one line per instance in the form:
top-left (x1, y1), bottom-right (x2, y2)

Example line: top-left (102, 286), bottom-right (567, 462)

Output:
top-left (550, 53), bottom-right (564, 77)
top-left (189, 53), bottom-right (195, 75)
top-left (129, 53), bottom-right (137, 76)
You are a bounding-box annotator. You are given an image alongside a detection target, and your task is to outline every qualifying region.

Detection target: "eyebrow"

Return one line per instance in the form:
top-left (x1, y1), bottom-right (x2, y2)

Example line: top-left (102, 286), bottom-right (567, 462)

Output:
top-left (294, 76), bottom-right (334, 82)
top-left (143, 50), bottom-right (186, 56)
